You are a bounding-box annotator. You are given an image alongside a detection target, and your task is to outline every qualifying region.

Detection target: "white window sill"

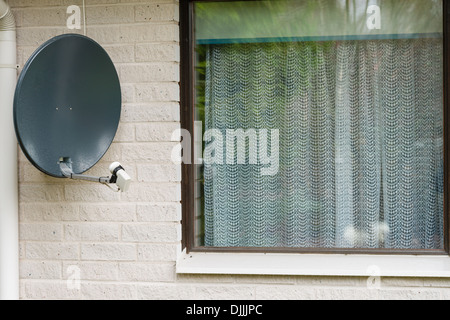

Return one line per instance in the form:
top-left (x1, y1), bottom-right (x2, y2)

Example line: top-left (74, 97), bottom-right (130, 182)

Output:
top-left (176, 250), bottom-right (450, 277)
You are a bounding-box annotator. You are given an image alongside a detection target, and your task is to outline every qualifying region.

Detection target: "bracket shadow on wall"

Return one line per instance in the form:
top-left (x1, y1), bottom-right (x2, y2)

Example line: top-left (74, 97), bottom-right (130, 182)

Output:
top-left (13, 34), bottom-right (131, 192)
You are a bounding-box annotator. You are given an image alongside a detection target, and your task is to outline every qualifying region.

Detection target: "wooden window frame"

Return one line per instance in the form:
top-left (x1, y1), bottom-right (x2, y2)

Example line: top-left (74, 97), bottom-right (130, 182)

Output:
top-left (180, 0), bottom-right (450, 255)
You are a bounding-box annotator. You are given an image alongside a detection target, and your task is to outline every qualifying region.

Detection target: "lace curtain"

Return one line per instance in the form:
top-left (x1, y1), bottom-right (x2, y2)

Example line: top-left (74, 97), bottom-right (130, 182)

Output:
top-left (202, 39), bottom-right (443, 249)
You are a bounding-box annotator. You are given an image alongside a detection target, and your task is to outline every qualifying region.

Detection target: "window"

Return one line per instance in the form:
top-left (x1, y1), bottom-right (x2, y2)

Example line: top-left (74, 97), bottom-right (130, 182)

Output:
top-left (180, 0), bottom-right (448, 254)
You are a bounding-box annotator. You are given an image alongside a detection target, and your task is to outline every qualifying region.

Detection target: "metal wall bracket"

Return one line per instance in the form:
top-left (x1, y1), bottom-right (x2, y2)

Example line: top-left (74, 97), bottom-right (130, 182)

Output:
top-left (0, 64), bottom-right (19, 69)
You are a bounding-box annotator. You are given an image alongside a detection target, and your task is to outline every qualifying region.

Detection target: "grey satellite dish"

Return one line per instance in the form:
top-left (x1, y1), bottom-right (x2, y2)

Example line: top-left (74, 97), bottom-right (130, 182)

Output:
top-left (14, 34), bottom-right (131, 191)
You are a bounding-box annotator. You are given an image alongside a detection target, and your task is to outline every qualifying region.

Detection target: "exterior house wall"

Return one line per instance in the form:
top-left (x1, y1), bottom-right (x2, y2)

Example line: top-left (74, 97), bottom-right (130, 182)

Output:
top-left (7, 0), bottom-right (450, 299)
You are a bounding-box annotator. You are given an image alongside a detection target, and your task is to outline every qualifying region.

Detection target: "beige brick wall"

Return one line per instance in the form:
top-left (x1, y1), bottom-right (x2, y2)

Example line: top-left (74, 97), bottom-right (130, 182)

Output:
top-left (8, 0), bottom-right (450, 300)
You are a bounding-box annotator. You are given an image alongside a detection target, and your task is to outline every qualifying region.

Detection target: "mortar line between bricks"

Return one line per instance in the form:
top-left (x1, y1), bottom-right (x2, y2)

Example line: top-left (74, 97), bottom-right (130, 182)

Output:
top-left (13, 3), bottom-right (173, 10)
top-left (16, 20), bottom-right (179, 28)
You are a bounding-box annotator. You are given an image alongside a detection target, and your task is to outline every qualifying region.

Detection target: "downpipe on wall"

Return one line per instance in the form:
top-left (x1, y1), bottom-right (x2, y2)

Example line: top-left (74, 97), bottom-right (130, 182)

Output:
top-left (0, 0), bottom-right (18, 300)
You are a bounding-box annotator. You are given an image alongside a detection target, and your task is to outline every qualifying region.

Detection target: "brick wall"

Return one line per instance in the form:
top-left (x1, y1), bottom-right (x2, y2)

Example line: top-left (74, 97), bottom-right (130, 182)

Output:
top-left (9, 0), bottom-right (450, 300)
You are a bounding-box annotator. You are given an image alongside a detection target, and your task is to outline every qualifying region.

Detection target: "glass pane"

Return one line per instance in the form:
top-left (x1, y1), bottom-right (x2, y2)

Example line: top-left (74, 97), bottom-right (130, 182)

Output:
top-left (193, 0), bottom-right (444, 250)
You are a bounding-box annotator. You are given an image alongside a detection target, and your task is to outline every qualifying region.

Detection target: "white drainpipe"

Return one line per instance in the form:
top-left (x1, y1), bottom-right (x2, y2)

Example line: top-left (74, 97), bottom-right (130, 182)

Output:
top-left (0, 0), bottom-right (18, 300)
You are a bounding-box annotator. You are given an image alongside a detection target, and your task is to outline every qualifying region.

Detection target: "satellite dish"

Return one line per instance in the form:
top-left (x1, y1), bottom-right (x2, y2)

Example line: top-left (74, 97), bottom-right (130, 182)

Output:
top-left (14, 34), bottom-right (131, 191)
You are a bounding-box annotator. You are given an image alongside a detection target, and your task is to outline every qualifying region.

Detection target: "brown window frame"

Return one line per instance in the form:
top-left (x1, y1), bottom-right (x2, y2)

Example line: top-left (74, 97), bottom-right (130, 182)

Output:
top-left (180, 0), bottom-right (450, 255)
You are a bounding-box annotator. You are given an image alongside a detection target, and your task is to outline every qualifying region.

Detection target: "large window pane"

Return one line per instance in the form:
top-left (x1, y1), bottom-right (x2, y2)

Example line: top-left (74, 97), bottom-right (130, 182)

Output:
top-left (192, 0), bottom-right (444, 250)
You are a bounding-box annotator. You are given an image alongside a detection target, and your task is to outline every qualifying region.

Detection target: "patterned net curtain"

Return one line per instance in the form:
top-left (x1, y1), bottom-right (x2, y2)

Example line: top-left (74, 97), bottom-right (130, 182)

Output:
top-left (202, 39), bottom-right (443, 249)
